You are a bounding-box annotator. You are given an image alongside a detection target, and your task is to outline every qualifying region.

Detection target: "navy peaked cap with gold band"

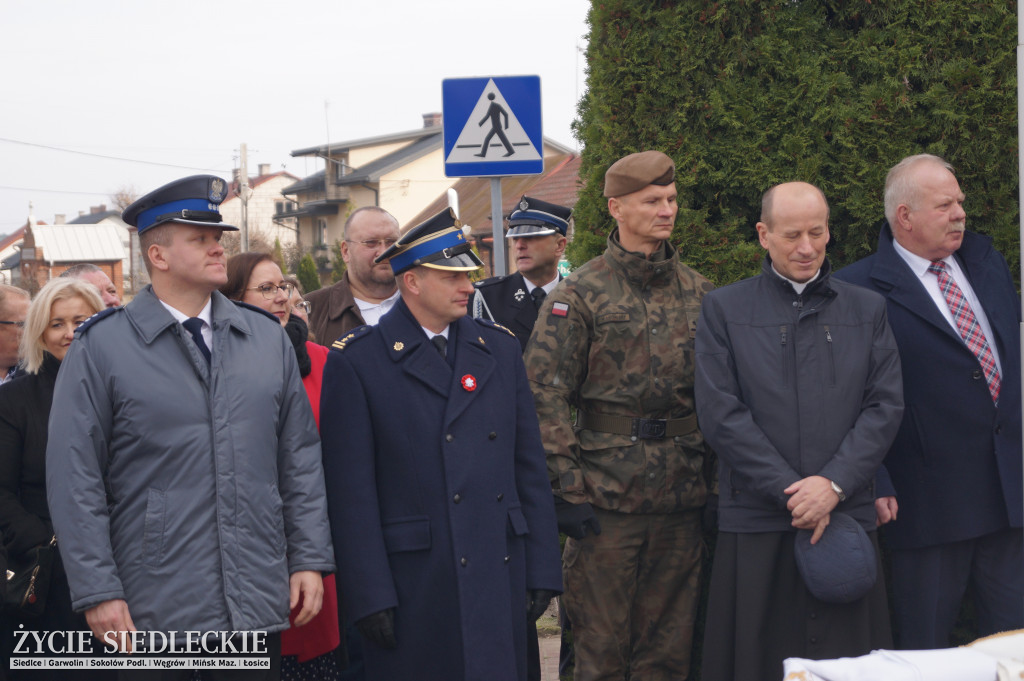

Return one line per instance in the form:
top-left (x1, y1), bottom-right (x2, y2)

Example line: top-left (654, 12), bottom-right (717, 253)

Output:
top-left (122, 175), bottom-right (238, 235)
top-left (377, 208), bottom-right (483, 275)
top-left (506, 195), bottom-right (573, 238)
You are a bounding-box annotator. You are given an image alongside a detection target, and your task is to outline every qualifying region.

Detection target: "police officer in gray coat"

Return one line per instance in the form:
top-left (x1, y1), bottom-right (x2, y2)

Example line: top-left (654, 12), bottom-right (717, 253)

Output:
top-left (46, 176), bottom-right (335, 677)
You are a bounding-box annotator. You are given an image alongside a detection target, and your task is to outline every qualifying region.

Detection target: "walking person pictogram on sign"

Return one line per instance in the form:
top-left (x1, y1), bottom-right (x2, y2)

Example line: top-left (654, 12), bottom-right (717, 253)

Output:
top-left (476, 93), bottom-right (515, 158)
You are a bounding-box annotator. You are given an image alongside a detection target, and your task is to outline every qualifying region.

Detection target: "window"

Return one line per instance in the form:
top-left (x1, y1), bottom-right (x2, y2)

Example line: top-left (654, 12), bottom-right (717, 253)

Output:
top-left (316, 219), bottom-right (328, 248)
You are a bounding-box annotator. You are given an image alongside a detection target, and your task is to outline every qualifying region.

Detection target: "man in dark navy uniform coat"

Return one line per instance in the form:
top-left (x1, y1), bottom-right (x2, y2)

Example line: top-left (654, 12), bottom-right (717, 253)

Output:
top-left (320, 204), bottom-right (562, 681)
top-left (836, 154), bottom-right (1023, 648)
top-left (471, 196), bottom-right (571, 351)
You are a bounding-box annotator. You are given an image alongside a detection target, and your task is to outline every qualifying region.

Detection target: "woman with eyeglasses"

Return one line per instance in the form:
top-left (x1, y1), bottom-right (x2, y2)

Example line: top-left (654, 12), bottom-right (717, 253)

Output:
top-left (220, 253), bottom-right (341, 681)
top-left (0, 278), bottom-right (112, 677)
top-left (286, 277), bottom-right (312, 325)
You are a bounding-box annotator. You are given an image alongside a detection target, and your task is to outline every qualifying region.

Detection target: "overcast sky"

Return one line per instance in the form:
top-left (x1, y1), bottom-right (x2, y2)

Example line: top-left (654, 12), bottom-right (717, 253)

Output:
top-left (0, 0), bottom-right (591, 234)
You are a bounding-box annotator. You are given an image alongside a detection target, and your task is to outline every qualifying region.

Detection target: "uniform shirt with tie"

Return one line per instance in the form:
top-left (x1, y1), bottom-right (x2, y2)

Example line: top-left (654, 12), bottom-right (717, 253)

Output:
top-left (160, 299), bottom-right (214, 362)
top-left (529, 274), bottom-right (561, 305)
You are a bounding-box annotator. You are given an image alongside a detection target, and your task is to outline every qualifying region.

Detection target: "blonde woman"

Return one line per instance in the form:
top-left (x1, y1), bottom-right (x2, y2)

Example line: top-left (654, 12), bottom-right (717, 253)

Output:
top-left (0, 278), bottom-right (106, 668)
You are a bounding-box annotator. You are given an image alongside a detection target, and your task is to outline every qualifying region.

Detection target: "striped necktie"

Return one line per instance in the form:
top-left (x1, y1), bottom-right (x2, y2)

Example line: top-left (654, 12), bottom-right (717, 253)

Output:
top-left (928, 261), bottom-right (999, 402)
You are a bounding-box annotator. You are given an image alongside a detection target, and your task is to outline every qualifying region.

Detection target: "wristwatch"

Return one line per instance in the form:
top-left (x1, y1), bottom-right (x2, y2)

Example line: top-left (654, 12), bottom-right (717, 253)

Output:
top-left (830, 480), bottom-right (846, 502)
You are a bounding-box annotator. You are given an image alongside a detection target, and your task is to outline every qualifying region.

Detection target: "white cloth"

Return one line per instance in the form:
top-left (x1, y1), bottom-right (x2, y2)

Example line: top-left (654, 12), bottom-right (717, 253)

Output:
top-left (783, 648), bottom-right (997, 681)
top-left (354, 290), bottom-right (400, 326)
top-left (967, 630), bottom-right (1024, 681)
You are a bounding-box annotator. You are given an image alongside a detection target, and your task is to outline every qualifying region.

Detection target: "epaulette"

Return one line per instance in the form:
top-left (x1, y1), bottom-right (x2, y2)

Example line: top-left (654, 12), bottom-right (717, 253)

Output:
top-left (232, 300), bottom-right (279, 323)
top-left (331, 325), bottom-right (372, 352)
top-left (74, 307), bottom-right (120, 337)
top-left (474, 317), bottom-right (516, 338)
top-left (473, 274), bottom-right (512, 290)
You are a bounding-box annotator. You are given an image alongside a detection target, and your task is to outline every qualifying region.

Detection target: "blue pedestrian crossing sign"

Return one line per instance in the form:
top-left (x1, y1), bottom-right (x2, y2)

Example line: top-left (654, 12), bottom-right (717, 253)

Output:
top-left (442, 76), bottom-right (544, 177)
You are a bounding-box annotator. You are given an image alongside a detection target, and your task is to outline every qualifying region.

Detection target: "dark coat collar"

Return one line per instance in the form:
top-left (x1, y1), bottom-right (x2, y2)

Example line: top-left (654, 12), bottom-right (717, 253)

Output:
top-left (377, 298), bottom-right (497, 424)
top-left (125, 286), bottom-right (253, 346)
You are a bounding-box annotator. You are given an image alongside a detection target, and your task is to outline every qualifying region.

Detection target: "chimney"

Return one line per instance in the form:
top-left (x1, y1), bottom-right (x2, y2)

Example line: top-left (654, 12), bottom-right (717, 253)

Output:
top-left (78, 211), bottom-right (86, 217)
top-left (258, 163), bottom-right (270, 177)
top-left (422, 112), bottom-right (443, 129)
top-left (55, 214), bottom-right (66, 225)
top-left (90, 204), bottom-right (106, 214)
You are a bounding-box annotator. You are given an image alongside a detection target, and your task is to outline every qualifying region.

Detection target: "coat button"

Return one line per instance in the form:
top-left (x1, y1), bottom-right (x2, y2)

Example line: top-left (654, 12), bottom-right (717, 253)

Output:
top-left (973, 370), bottom-right (982, 380)
top-left (453, 493), bottom-right (462, 504)
top-left (496, 493), bottom-right (504, 501)
top-left (504, 555), bottom-right (510, 564)
top-left (446, 433), bottom-right (454, 442)
top-left (461, 557), bottom-right (468, 567)
top-left (489, 432), bottom-right (497, 440)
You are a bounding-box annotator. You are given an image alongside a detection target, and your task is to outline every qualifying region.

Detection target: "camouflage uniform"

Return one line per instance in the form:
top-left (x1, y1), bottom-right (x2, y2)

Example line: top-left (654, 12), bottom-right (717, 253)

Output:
top-left (525, 229), bottom-right (713, 681)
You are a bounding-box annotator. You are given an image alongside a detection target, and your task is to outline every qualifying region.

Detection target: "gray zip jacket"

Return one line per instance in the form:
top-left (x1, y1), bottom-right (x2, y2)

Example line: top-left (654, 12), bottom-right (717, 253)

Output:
top-left (46, 287), bottom-right (334, 634)
top-left (695, 258), bottom-right (904, 532)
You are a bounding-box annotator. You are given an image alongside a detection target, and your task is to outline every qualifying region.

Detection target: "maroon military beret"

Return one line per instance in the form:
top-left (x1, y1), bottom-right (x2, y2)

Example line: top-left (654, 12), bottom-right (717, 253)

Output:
top-left (603, 151), bottom-right (676, 198)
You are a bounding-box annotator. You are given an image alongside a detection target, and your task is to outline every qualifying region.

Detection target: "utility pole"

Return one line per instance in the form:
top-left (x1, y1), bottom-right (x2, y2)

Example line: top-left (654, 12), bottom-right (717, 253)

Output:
top-left (240, 143), bottom-right (250, 252)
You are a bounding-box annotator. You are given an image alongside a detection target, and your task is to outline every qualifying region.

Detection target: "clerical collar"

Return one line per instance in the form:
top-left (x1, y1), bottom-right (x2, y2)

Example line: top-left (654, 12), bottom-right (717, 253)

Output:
top-left (771, 264), bottom-right (820, 295)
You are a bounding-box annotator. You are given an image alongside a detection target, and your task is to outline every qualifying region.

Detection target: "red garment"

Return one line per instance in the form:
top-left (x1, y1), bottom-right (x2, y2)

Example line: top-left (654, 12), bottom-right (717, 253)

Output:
top-left (281, 340), bottom-right (339, 661)
top-left (302, 341), bottom-right (329, 427)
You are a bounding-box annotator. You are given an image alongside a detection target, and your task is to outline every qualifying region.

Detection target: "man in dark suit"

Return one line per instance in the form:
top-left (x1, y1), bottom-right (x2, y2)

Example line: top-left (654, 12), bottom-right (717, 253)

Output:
top-left (319, 205), bottom-right (562, 681)
top-left (471, 196), bottom-right (570, 351)
top-left (836, 153), bottom-right (1023, 648)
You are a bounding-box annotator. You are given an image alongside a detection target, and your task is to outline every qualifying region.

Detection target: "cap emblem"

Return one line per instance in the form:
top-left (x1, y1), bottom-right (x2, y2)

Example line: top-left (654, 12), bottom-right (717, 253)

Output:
top-left (209, 178), bottom-right (225, 202)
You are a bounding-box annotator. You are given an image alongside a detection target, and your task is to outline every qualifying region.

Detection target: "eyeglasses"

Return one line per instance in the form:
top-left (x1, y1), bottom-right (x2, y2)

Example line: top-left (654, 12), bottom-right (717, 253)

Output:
top-left (246, 283), bottom-right (294, 300)
top-left (0, 320), bottom-right (25, 328)
top-left (293, 301), bottom-right (311, 314)
top-left (346, 238), bottom-right (398, 250)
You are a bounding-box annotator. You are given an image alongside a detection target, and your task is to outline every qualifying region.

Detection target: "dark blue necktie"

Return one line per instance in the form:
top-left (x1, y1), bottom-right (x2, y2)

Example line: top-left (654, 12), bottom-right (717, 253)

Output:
top-left (531, 287), bottom-right (546, 309)
top-left (431, 334), bottom-right (447, 359)
top-left (182, 318), bottom-right (211, 365)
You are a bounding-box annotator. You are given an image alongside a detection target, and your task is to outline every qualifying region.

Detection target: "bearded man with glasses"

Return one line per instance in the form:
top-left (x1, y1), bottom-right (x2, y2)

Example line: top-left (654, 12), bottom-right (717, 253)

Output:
top-left (305, 206), bottom-right (401, 345)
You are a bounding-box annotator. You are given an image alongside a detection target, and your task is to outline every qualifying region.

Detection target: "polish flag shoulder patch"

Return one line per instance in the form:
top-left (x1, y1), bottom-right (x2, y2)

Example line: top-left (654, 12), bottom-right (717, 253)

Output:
top-left (551, 302), bottom-right (570, 318)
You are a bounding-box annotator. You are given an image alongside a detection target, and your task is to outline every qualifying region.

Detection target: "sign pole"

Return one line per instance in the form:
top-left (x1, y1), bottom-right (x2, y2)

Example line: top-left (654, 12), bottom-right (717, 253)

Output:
top-left (490, 178), bottom-right (506, 276)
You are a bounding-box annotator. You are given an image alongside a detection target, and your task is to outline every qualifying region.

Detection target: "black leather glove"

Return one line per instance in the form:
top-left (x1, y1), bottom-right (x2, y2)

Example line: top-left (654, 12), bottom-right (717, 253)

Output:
top-left (284, 316), bottom-right (312, 377)
top-left (356, 608), bottom-right (396, 649)
top-left (703, 493), bottom-right (719, 534)
top-left (527, 589), bottom-right (556, 623)
top-left (553, 497), bottom-right (602, 540)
